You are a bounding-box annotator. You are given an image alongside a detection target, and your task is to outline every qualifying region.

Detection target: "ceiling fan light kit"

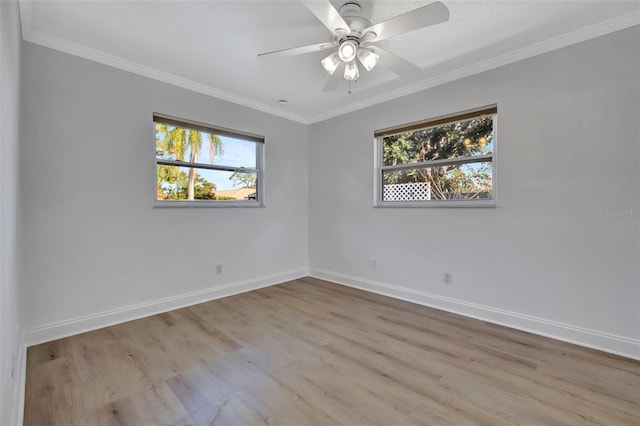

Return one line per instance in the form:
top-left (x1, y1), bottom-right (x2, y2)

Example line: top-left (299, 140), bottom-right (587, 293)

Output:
top-left (321, 51), bottom-right (341, 75)
top-left (259, 1), bottom-right (450, 92)
top-left (338, 39), bottom-right (358, 62)
top-left (357, 47), bottom-right (379, 72)
top-left (344, 60), bottom-right (360, 81)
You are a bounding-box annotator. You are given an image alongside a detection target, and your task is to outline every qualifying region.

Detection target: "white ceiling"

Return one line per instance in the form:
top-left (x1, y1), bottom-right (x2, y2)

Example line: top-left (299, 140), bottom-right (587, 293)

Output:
top-left (20, 0), bottom-right (640, 123)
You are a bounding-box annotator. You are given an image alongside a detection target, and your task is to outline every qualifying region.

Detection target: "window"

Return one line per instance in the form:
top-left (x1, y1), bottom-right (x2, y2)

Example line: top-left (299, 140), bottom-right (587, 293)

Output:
top-left (154, 114), bottom-right (264, 207)
top-left (374, 106), bottom-right (496, 207)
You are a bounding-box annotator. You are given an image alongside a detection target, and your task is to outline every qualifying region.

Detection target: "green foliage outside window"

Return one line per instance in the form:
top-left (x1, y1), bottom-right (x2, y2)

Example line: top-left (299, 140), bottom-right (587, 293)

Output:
top-left (229, 171), bottom-right (257, 189)
top-left (382, 117), bottom-right (493, 200)
top-left (155, 123), bottom-right (224, 200)
top-left (156, 167), bottom-right (218, 200)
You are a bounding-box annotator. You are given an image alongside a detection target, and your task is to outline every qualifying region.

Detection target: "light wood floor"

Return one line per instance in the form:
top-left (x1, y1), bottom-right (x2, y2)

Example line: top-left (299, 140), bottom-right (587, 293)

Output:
top-left (25, 277), bottom-right (639, 425)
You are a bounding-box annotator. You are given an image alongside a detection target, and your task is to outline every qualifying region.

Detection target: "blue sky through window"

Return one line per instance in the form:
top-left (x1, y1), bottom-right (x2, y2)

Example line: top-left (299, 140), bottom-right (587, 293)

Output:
top-left (156, 128), bottom-right (258, 191)
top-left (189, 135), bottom-right (256, 191)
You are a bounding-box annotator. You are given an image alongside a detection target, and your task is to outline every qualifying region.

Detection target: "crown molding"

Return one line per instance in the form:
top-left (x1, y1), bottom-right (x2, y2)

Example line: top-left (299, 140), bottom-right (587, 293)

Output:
top-left (18, 0), bottom-right (309, 125)
top-left (18, 0), bottom-right (640, 125)
top-left (307, 10), bottom-right (640, 124)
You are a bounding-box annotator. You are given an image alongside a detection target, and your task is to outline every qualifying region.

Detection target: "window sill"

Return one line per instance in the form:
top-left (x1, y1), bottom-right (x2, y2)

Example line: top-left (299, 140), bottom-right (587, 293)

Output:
top-left (374, 200), bottom-right (496, 208)
top-left (154, 201), bottom-right (264, 208)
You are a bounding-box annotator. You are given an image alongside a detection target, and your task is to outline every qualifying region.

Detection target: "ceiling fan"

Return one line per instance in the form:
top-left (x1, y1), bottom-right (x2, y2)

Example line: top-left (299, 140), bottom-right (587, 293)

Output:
top-left (258, 0), bottom-right (450, 92)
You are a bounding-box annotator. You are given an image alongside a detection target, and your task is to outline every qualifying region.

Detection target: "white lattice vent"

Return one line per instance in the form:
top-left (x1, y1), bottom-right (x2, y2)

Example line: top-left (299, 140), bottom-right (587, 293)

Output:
top-left (383, 182), bottom-right (431, 201)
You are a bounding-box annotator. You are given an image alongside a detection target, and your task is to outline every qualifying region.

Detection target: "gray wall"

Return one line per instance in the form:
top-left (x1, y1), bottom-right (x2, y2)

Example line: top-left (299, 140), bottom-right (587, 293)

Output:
top-left (308, 27), bottom-right (640, 357)
top-left (20, 42), bottom-right (309, 335)
top-left (0, 0), bottom-right (23, 424)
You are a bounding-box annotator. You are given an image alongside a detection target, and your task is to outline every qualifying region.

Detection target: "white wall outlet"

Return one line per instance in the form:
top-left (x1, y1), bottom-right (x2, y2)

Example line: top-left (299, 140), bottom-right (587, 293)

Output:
top-left (215, 264), bottom-right (222, 274)
top-left (443, 272), bottom-right (453, 285)
top-left (370, 258), bottom-right (377, 270)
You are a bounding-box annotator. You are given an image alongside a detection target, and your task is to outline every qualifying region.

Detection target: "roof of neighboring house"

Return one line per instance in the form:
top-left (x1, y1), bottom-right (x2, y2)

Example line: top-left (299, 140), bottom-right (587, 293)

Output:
top-left (215, 187), bottom-right (256, 200)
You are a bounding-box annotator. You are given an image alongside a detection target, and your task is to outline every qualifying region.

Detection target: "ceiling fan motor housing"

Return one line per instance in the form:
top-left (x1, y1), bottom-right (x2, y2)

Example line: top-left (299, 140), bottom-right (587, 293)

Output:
top-left (338, 2), bottom-right (372, 38)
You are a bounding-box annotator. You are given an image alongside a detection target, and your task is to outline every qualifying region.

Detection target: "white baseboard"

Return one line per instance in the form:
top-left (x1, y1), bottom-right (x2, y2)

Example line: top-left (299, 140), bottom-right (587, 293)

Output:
top-left (23, 268), bottom-right (307, 347)
top-left (10, 336), bottom-right (26, 426)
top-left (309, 268), bottom-right (640, 361)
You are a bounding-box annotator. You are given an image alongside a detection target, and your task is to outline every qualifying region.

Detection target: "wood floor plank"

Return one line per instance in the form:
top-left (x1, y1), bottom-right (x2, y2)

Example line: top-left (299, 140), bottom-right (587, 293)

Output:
top-left (166, 372), bottom-right (228, 426)
top-left (127, 382), bottom-right (195, 426)
top-left (24, 278), bottom-right (640, 425)
top-left (93, 396), bottom-right (146, 426)
top-left (322, 300), bottom-right (639, 423)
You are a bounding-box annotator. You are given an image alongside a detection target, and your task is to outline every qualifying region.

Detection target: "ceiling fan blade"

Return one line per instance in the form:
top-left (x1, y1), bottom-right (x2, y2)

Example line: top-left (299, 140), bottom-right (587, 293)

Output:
top-left (258, 41), bottom-right (337, 57)
top-left (301, 0), bottom-right (351, 36)
top-left (322, 71), bottom-right (342, 92)
top-left (372, 47), bottom-right (422, 77)
top-left (363, 1), bottom-right (449, 42)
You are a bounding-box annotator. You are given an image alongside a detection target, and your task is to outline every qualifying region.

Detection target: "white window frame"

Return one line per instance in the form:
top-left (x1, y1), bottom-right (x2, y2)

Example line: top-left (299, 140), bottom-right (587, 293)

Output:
top-left (153, 113), bottom-right (265, 208)
top-left (374, 106), bottom-right (497, 208)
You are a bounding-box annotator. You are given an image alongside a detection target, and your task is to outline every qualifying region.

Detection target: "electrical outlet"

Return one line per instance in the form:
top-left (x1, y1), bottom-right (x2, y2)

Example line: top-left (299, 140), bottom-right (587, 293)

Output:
top-left (215, 264), bottom-right (222, 275)
top-left (370, 258), bottom-right (377, 270)
top-left (443, 272), bottom-right (453, 285)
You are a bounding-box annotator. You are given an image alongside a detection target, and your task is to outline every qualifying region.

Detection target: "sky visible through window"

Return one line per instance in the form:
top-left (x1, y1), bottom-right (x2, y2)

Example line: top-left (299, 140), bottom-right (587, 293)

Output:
top-left (165, 133), bottom-right (257, 191)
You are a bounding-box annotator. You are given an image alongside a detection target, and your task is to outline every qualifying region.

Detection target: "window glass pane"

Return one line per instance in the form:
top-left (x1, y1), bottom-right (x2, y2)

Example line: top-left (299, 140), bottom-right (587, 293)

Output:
top-left (157, 165), bottom-right (257, 202)
top-left (382, 162), bottom-right (492, 201)
top-left (382, 116), bottom-right (494, 166)
top-left (155, 123), bottom-right (256, 169)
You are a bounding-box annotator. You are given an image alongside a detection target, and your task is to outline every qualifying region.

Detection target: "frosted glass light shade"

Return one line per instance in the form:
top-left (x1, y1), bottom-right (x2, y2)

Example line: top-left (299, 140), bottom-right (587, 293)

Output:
top-left (357, 48), bottom-right (379, 72)
top-left (321, 52), bottom-right (341, 75)
top-left (338, 40), bottom-right (358, 62)
top-left (344, 61), bottom-right (359, 80)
